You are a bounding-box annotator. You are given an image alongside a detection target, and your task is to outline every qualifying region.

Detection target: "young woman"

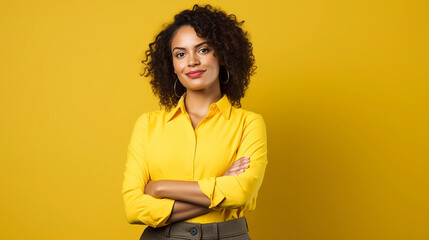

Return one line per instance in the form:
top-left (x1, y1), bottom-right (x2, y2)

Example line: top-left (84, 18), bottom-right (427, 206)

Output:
top-left (122, 4), bottom-right (268, 239)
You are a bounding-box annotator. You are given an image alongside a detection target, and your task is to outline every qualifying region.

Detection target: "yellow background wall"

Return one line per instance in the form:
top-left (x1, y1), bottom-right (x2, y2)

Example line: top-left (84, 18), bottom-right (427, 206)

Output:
top-left (1, 0), bottom-right (428, 239)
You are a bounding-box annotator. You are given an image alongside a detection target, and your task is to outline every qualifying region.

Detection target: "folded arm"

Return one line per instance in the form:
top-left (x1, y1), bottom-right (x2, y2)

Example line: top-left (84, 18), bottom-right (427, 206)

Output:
top-left (144, 156), bottom-right (250, 205)
top-left (142, 156), bottom-right (250, 224)
top-left (145, 114), bottom-right (267, 210)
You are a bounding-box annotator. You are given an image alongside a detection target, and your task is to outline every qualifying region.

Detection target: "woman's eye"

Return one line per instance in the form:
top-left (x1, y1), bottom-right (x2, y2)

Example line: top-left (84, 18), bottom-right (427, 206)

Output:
top-left (199, 48), bottom-right (210, 53)
top-left (175, 52), bottom-right (185, 58)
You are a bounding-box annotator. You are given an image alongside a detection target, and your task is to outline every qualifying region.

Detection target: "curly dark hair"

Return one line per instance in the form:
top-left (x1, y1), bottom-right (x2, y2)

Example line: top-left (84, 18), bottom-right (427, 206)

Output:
top-left (141, 4), bottom-right (256, 111)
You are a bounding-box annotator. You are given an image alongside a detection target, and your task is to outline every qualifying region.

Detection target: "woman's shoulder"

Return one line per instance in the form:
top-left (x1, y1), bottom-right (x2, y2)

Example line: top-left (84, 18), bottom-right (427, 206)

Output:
top-left (230, 106), bottom-right (265, 124)
top-left (231, 106), bottom-right (264, 118)
top-left (134, 109), bottom-right (167, 125)
top-left (230, 107), bottom-right (267, 135)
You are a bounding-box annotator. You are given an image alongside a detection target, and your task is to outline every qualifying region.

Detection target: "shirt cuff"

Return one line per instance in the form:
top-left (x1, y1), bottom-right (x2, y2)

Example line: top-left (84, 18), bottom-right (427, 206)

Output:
top-left (145, 196), bottom-right (176, 228)
top-left (197, 177), bottom-right (226, 209)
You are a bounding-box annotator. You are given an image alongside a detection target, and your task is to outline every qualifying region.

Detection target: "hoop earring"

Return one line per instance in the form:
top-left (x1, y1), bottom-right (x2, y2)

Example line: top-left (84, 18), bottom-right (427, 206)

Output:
top-left (174, 77), bottom-right (183, 98)
top-left (221, 66), bottom-right (230, 84)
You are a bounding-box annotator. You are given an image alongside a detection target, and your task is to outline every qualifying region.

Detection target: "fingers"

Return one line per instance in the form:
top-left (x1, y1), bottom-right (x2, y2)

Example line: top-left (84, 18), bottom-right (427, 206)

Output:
top-left (229, 157), bottom-right (250, 171)
top-left (228, 161), bottom-right (249, 172)
top-left (223, 157), bottom-right (250, 176)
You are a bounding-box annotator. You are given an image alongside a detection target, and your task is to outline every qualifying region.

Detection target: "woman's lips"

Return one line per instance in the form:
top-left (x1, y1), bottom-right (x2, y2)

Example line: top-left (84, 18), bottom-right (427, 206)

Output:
top-left (186, 70), bottom-right (206, 78)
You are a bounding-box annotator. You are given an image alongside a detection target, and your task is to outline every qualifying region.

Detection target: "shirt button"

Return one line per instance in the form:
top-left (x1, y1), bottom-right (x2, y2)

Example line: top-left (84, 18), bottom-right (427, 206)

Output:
top-left (190, 228), bottom-right (197, 236)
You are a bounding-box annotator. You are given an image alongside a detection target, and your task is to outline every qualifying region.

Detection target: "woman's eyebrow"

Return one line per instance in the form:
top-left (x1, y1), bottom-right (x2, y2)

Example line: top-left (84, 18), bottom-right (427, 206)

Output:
top-left (194, 41), bottom-right (208, 48)
top-left (172, 41), bottom-right (208, 52)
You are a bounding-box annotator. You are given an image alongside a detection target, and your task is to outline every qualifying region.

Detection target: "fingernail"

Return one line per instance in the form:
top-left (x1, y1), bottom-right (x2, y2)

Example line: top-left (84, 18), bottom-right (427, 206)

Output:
top-left (244, 164), bottom-right (249, 167)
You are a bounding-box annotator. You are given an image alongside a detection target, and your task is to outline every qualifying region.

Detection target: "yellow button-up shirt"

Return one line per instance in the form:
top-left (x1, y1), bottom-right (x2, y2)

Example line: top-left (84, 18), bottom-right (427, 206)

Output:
top-left (122, 93), bottom-right (268, 228)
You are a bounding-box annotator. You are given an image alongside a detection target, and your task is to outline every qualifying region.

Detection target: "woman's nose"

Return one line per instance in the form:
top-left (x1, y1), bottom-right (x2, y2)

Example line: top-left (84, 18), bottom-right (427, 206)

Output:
top-left (187, 53), bottom-right (200, 67)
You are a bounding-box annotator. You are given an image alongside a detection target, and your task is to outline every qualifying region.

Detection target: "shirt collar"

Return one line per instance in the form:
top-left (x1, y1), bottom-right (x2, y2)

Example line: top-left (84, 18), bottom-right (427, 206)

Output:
top-left (166, 92), bottom-right (232, 122)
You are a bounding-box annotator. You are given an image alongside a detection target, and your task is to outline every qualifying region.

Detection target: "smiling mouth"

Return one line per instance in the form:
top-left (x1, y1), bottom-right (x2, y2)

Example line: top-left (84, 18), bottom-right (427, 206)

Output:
top-left (186, 70), bottom-right (206, 78)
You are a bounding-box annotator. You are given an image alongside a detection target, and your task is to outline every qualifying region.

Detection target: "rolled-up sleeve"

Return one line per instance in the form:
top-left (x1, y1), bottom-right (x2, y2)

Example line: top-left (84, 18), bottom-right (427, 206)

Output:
top-left (197, 114), bottom-right (268, 209)
top-left (122, 113), bottom-right (175, 228)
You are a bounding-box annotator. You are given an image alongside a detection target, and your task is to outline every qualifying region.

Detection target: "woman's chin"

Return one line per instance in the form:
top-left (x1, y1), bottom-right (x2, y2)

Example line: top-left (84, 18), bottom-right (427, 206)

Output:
top-left (183, 83), bottom-right (211, 92)
top-left (182, 80), bottom-right (219, 93)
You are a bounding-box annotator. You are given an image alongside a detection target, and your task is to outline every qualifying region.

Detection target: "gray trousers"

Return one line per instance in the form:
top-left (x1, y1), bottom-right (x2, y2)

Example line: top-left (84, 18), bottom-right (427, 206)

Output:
top-left (140, 217), bottom-right (251, 240)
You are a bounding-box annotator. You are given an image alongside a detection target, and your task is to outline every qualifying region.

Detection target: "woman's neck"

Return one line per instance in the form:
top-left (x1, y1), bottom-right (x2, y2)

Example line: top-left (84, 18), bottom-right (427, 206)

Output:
top-left (184, 88), bottom-right (222, 117)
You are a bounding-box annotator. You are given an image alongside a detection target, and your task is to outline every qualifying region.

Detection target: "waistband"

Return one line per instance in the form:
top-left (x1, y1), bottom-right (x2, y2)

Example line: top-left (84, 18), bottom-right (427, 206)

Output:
top-left (161, 217), bottom-right (249, 240)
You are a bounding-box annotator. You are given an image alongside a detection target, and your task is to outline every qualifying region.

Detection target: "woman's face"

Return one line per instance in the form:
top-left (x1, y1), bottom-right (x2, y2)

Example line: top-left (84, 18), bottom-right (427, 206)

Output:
top-left (170, 25), bottom-right (220, 93)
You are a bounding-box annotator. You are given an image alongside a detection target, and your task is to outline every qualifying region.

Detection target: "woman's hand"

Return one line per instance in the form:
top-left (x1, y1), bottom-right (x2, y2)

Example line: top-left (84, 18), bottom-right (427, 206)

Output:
top-left (222, 157), bottom-right (250, 176)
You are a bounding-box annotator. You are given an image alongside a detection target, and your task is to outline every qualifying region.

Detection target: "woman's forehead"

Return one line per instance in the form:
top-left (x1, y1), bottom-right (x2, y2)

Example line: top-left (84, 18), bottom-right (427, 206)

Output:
top-left (171, 26), bottom-right (207, 50)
